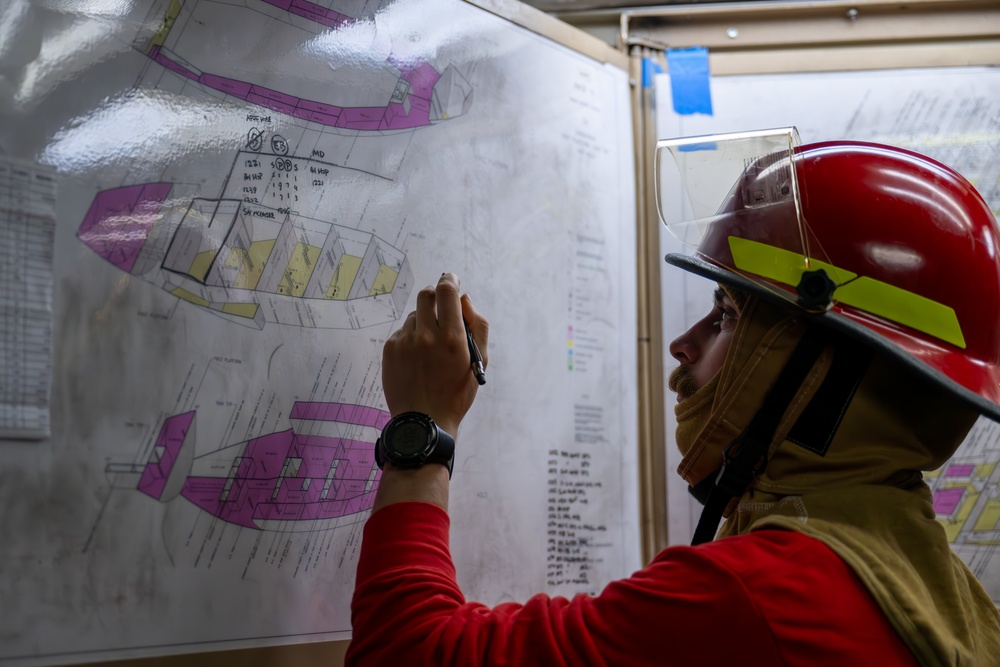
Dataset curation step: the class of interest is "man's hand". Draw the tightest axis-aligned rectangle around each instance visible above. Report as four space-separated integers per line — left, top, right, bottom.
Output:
381 272 489 438
372 273 489 513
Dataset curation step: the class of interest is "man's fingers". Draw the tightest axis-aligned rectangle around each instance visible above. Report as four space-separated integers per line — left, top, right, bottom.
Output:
387 311 416 344
436 272 464 336
415 284 437 332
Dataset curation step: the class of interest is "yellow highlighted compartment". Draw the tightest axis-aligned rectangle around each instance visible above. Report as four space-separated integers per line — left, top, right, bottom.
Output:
277 243 321 297
221 303 260 319
226 240 275 290
326 255 362 300
976 462 997 478
937 483 978 542
973 498 1000 534
171 287 210 307
369 265 399 296
188 249 219 282
148 0 182 53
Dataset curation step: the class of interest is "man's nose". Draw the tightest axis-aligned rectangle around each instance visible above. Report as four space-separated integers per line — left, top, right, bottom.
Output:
669 327 699 365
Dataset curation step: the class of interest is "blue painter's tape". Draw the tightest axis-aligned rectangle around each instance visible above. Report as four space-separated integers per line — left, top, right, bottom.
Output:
666 47 713 115
642 58 664 89
678 141 719 152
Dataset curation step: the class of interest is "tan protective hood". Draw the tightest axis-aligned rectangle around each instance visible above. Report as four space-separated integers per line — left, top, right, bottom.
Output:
675 295 1000 666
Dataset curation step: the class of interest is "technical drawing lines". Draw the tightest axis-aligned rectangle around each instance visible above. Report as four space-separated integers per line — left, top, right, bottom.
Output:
143 0 472 132
77 181 413 329
930 419 1000 548
114 401 389 530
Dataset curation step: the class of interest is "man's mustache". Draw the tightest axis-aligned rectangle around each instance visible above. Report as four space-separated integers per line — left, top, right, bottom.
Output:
668 364 700 399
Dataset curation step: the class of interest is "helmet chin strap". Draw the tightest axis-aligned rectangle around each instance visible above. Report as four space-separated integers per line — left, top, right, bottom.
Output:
690 327 829 546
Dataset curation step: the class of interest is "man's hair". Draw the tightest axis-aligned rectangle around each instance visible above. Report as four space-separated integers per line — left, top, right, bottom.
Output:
719 284 751 315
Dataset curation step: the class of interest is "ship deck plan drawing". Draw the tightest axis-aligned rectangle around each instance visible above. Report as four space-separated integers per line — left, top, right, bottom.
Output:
142 0 470 134
0 0 642 663
64 0 476 331
928 418 1000 594
67 0 479 331
77 173 414 329
108 402 388 530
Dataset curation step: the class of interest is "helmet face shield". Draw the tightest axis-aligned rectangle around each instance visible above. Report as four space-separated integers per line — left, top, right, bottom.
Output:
655 127 801 242
655 128 846 312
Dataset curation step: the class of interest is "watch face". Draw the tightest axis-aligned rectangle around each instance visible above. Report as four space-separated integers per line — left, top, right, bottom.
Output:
392 421 430 456
376 412 453 475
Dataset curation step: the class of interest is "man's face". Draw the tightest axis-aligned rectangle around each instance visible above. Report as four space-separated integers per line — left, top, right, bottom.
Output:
668 286 740 402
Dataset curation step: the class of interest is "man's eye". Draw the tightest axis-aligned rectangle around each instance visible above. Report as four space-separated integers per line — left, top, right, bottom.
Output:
713 308 738 329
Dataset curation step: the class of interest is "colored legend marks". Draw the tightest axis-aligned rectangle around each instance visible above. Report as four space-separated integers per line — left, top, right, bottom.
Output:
568 324 574 371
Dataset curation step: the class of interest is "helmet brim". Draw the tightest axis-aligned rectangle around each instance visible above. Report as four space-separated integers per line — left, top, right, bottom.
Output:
665 252 1000 424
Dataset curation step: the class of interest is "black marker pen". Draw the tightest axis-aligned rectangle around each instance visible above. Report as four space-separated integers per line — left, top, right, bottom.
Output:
465 320 486 386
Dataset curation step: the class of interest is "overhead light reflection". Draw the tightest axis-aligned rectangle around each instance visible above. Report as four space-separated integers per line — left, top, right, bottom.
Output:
15 13 136 110
42 89 248 175
882 167 975 232
980 224 998 260
867 244 924 271
302 0 499 67
0 0 41 90
39 0 138 18
303 15 390 68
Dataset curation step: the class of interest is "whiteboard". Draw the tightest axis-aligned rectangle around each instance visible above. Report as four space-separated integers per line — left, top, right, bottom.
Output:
655 66 1000 604
0 1 639 664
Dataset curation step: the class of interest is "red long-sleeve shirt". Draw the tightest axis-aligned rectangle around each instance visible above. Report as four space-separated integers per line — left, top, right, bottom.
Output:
347 502 918 666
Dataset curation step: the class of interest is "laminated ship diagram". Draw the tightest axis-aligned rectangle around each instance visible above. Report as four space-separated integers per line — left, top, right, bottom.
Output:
77 176 413 329
74 0 477 329
141 0 474 133
106 402 388 530
929 421 1000 548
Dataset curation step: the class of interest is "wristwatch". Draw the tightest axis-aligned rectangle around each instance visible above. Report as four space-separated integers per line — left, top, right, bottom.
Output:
374 412 456 478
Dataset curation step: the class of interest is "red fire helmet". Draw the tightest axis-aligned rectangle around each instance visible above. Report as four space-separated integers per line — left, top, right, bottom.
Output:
656 128 1000 422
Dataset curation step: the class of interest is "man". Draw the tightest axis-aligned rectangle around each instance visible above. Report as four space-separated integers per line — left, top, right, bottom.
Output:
347 132 1000 666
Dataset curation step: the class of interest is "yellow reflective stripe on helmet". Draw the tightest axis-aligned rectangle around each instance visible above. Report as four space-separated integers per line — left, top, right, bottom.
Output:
728 236 856 286
728 236 966 349
834 278 966 349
